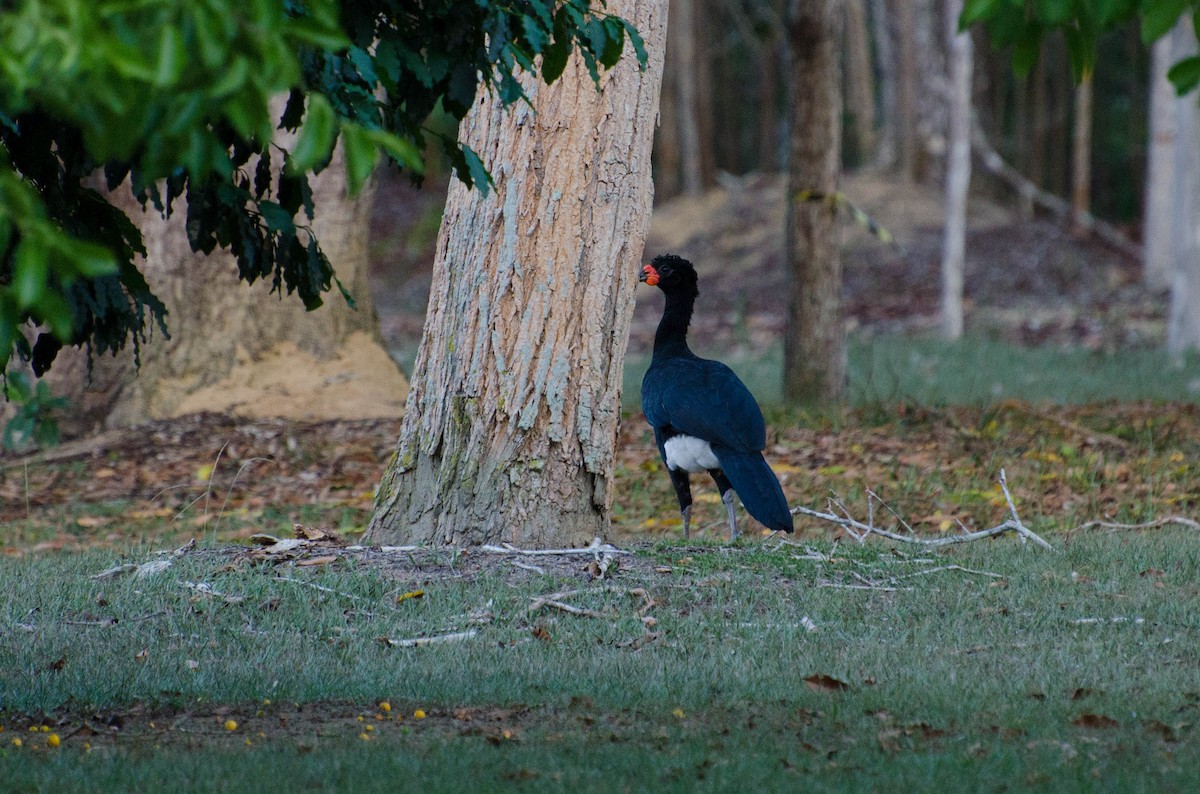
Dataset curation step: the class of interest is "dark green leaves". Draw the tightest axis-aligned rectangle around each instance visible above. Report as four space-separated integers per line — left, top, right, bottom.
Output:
1 0 644 378
1168 55 1200 94
1141 0 1191 44
962 0 1200 82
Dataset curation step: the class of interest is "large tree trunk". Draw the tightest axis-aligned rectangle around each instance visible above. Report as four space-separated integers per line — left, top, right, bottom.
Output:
783 0 845 404
21 148 407 436
941 0 972 341
364 0 667 547
1145 33 1177 291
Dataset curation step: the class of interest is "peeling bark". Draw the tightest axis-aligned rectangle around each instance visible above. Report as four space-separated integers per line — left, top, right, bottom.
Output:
365 0 667 547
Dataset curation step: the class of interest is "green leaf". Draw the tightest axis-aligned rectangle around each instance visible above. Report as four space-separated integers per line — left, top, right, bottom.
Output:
286 16 351 51
1141 0 1190 43
366 129 424 172
1096 0 1138 26
1035 0 1072 25
154 26 186 87
334 274 357 310
1063 27 1096 81
1012 28 1044 76
960 0 1007 27
64 239 119 278
13 239 48 308
1168 55 1200 94
258 200 296 235
289 94 337 173
34 291 74 340
459 144 492 196
340 123 379 197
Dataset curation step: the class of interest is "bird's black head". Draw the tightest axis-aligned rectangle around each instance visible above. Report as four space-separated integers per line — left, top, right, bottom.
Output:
639 254 699 297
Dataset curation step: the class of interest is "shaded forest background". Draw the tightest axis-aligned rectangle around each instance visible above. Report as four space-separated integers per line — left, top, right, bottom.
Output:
369 0 1163 378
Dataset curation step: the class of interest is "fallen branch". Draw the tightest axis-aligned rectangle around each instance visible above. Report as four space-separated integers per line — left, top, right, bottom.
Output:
510 560 547 575
377 629 478 648
273 575 366 602
534 599 606 618
971 118 1142 260
1069 515 1200 533
479 537 631 557
790 470 1054 551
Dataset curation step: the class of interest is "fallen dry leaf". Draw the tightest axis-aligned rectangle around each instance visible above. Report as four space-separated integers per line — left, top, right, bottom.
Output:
804 674 850 693
1072 713 1119 729
295 555 338 567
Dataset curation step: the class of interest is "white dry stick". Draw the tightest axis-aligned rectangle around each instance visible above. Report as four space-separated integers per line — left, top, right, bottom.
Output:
892 564 1004 580
479 537 631 557
379 629 478 647
273 575 366 602
90 563 140 580
511 560 547 575
535 599 607 618
1070 515 1200 533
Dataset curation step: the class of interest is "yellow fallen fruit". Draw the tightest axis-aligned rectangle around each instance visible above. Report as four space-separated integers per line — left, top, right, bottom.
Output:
379 701 391 712
47 734 60 748
413 709 426 719
224 720 238 732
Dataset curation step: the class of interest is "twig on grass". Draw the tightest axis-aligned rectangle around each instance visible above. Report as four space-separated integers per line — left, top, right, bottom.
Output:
535 599 607 618
479 537 631 558
377 629 478 648
788 470 1055 551
510 560 547 575
273 575 366 603
1068 515 1200 533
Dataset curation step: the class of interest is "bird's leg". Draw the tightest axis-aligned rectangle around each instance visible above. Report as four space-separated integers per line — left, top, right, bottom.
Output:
668 466 693 539
721 491 738 541
708 469 738 541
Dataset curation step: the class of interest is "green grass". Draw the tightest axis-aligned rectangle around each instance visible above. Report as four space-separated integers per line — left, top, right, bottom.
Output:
3 531 1199 790
623 333 1200 408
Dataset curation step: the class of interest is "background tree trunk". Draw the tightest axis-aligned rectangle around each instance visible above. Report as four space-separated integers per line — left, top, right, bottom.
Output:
1071 73 1094 232
891 0 919 180
843 0 877 166
870 0 898 169
25 148 407 436
365 0 667 547
672 0 704 196
783 0 845 404
941 0 972 341
1168 22 1200 357
1145 33 1177 291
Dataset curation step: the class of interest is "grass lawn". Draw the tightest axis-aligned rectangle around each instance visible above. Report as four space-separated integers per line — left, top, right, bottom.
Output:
3 334 1200 790
2 529 1198 792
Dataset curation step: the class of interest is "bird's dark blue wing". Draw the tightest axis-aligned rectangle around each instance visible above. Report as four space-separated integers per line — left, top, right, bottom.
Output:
641 356 766 452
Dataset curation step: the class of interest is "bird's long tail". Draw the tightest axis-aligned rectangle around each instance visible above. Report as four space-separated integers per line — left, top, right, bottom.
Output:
713 448 794 533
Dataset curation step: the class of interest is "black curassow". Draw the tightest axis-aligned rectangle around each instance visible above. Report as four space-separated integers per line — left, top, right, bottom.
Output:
639 254 794 539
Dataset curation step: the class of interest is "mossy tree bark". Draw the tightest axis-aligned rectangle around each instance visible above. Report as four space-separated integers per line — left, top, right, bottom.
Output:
364 0 667 547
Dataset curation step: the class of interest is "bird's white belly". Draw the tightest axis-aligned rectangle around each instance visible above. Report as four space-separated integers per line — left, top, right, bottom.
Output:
664 435 720 473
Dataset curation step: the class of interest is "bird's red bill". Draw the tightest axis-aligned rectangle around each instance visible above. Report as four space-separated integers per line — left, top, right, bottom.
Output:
642 264 659 286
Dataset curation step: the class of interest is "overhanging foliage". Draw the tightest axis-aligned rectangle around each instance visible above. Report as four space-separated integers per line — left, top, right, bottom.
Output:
0 0 643 376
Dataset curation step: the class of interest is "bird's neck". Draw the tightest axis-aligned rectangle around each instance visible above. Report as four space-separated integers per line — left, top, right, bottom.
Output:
652 291 695 359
